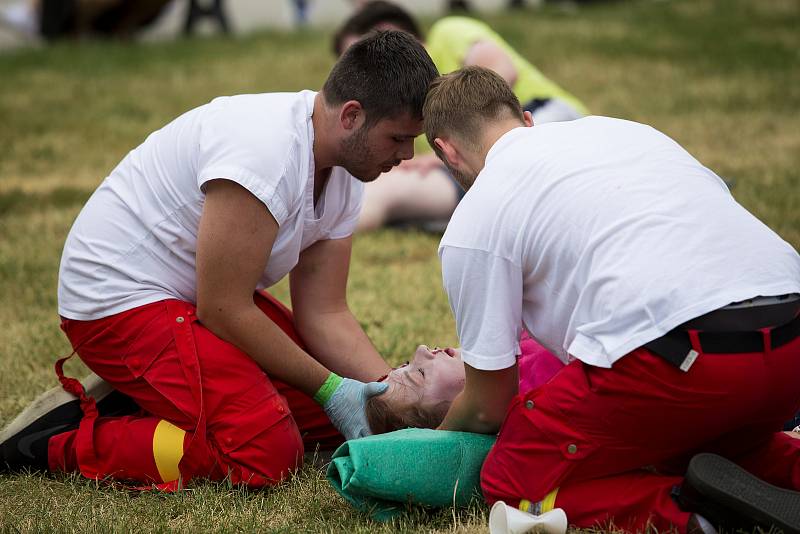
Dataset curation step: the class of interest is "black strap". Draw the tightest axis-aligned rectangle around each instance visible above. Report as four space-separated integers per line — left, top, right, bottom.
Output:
644 313 800 369
773 313 800 348
643 334 695 368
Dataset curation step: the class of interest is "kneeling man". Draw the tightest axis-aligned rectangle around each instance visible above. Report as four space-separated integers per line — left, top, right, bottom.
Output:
426 66 800 533
0 31 438 489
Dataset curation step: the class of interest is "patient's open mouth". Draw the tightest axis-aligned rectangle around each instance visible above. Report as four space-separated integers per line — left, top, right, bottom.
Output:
432 347 457 358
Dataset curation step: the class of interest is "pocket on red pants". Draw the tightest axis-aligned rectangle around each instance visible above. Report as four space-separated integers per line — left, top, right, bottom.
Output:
482 389 597 504
529 392 596 463
120 312 175 379
209 380 303 484
210 379 298 456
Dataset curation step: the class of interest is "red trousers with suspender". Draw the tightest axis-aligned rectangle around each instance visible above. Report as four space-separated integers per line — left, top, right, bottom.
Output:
480 334 800 533
49 291 342 488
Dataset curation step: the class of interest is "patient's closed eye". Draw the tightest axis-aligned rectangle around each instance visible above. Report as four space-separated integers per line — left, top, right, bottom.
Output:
418 368 425 377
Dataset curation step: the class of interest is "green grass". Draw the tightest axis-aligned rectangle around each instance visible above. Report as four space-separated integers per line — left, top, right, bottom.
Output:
0 0 798 531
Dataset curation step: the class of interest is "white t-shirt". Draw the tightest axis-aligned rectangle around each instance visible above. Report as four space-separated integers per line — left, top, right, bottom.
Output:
59 90 363 320
439 116 800 370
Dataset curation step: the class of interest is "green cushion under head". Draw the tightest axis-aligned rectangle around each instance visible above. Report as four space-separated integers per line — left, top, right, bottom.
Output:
326 428 496 521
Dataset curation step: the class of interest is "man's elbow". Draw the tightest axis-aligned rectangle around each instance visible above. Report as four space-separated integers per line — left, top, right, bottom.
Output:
474 409 505 434
196 303 216 327
196 300 234 337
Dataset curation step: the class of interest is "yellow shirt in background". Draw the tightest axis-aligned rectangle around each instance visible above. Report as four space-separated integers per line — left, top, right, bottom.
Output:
425 16 588 115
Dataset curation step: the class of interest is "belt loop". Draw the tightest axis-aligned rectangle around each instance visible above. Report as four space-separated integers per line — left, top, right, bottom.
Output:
687 329 701 352
760 327 772 355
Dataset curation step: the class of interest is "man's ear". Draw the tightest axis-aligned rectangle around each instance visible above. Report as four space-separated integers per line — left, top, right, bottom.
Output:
339 100 364 131
523 110 534 127
434 137 462 169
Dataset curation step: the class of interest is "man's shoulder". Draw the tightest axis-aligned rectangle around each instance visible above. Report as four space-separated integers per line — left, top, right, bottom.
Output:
199 91 313 153
495 117 660 155
205 91 312 123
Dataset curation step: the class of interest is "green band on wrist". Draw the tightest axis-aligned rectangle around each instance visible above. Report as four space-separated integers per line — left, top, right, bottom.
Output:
314 372 343 405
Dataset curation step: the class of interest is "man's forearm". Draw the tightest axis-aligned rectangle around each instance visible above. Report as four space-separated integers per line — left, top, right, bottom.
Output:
296 309 390 382
438 391 503 434
438 363 518 434
199 303 330 397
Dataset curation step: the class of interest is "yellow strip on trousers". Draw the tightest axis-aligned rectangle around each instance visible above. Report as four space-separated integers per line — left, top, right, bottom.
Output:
152 420 186 483
541 488 559 513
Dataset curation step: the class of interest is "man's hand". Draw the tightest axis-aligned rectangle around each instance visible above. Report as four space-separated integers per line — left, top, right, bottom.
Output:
320 376 388 440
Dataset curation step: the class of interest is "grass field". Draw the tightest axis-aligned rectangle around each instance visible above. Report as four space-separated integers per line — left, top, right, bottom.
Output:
1 0 798 531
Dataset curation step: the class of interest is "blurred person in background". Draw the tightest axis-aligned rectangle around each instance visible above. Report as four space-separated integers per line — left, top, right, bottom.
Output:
333 1 588 232
1 0 174 40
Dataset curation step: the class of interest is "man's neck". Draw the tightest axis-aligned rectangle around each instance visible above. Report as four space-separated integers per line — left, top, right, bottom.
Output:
479 119 525 163
459 119 526 186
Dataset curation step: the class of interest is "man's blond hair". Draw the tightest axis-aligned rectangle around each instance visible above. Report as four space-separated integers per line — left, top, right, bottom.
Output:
423 66 525 158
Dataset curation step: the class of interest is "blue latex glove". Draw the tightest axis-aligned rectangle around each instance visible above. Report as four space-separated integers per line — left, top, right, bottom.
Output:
322 377 388 441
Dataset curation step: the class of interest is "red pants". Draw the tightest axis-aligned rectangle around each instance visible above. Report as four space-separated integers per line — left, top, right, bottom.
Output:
481 336 800 533
50 291 342 488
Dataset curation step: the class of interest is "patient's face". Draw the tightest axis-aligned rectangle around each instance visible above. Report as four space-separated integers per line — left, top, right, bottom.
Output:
389 345 466 411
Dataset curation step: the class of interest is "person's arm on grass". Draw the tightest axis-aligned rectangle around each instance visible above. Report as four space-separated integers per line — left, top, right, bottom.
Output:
290 236 391 383
399 152 446 174
195 179 385 438
463 40 518 89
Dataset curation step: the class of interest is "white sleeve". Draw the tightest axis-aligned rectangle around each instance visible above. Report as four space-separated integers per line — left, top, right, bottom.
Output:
196 105 300 226
440 245 522 370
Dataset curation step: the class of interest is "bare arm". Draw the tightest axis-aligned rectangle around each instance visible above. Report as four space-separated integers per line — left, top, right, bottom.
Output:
463 39 518 89
437 246 522 433
195 179 329 397
290 236 390 382
438 363 518 434
398 152 446 174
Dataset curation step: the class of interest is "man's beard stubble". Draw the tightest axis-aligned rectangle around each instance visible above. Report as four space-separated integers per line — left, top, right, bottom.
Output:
339 125 378 183
444 162 473 193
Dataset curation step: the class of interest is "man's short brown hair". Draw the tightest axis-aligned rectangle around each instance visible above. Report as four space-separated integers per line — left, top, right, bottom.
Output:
424 66 524 155
323 30 438 126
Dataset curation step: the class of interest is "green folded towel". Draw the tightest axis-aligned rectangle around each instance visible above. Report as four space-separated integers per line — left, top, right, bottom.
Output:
326 428 496 521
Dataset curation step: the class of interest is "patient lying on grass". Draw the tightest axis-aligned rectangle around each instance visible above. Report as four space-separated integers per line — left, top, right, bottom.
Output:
366 336 563 433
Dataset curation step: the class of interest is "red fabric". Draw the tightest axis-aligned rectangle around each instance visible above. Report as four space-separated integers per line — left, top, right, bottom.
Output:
49 290 342 488
481 334 800 533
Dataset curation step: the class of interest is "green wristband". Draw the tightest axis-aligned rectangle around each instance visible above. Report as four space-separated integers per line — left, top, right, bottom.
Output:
313 372 343 405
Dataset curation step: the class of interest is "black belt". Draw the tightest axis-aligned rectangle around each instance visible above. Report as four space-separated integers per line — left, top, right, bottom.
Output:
644 307 800 372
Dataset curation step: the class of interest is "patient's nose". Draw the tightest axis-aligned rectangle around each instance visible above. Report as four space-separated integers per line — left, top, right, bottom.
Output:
415 345 435 361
